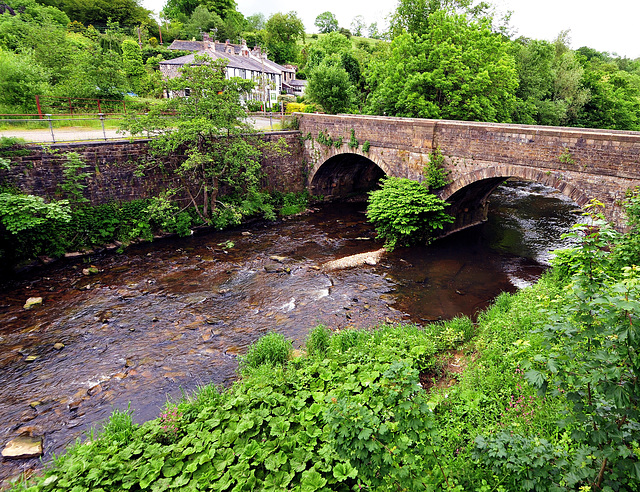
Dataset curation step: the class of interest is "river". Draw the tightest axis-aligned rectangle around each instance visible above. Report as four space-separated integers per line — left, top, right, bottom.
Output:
0 180 579 485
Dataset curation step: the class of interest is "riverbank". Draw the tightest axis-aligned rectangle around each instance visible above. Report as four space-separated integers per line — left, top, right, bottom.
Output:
3 190 638 491
5 273 555 490
8 257 635 491
9 233 640 491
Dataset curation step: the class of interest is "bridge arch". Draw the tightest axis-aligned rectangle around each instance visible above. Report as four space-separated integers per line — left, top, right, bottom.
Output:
308 152 388 199
439 164 591 234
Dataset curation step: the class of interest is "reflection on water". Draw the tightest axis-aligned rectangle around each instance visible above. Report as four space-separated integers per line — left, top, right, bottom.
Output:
0 180 579 484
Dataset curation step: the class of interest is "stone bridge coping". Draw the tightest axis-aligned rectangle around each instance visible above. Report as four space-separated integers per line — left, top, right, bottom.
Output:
296 113 640 142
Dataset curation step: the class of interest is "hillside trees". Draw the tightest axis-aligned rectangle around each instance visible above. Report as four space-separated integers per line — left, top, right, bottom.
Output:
314 11 338 34
304 32 365 113
365 10 518 121
263 11 304 64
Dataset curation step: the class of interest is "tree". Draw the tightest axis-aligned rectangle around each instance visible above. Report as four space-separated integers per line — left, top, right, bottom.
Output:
264 11 304 64
163 0 237 19
245 12 264 31
121 54 271 224
0 50 47 112
121 39 145 93
306 56 357 114
179 5 223 40
350 15 366 37
389 0 490 37
365 11 518 123
314 11 338 34
366 176 453 251
61 0 155 28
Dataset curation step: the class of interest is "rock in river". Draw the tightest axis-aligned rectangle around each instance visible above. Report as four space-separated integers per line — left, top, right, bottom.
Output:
322 248 386 271
23 297 43 310
1 435 43 459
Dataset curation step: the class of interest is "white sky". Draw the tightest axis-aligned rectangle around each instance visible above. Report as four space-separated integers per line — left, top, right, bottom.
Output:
140 0 640 59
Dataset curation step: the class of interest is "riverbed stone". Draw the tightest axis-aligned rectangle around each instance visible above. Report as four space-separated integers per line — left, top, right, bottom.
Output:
53 342 65 350
269 255 287 263
1 435 43 459
24 355 39 363
23 297 43 310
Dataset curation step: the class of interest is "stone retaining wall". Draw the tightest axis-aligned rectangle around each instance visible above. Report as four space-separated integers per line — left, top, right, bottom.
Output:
0 132 304 205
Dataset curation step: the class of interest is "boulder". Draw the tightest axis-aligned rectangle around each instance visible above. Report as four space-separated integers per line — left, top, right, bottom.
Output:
24 297 43 310
1 435 43 459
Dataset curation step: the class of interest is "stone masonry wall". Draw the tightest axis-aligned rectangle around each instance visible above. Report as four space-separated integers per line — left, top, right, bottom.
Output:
298 114 640 226
0 132 304 205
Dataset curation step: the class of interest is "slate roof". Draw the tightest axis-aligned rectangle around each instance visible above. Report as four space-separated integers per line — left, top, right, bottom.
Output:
160 51 280 75
167 40 205 51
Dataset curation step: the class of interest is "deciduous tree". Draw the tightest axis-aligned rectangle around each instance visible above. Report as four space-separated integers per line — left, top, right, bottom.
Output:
121 55 284 225
314 11 338 34
264 11 304 64
365 11 518 122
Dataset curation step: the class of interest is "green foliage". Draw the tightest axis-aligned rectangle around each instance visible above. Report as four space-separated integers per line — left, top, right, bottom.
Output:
525 203 640 490
316 129 333 147
389 0 490 37
101 404 136 444
306 325 331 356
473 431 574 491
424 146 451 190
314 12 339 34
238 332 292 374
264 11 305 64
558 147 575 164
366 11 518 122
366 176 454 251
0 192 70 234
121 54 281 225
325 359 439 490
59 152 89 204
121 38 146 94
362 140 370 152
273 190 309 216
306 56 357 114
348 128 359 149
0 197 186 268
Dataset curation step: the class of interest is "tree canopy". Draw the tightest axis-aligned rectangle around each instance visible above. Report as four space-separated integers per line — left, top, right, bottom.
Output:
263 11 304 64
314 11 338 34
365 11 518 122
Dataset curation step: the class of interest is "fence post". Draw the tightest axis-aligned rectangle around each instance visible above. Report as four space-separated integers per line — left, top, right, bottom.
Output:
99 113 107 141
36 95 43 119
46 114 55 143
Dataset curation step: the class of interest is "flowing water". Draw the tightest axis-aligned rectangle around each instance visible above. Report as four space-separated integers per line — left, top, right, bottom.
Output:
0 180 579 484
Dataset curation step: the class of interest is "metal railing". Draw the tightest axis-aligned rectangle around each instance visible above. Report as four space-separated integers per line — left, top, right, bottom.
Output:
0 113 133 144
0 112 297 144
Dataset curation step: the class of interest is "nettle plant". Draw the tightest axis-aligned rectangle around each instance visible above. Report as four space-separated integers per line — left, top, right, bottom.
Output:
526 201 640 490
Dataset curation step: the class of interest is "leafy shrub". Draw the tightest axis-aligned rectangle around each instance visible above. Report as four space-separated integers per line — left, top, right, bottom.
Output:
473 431 575 491
239 332 292 373
366 176 454 251
274 190 309 216
246 100 263 112
306 325 331 356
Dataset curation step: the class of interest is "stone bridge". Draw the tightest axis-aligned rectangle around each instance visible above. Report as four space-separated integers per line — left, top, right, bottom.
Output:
297 113 640 234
